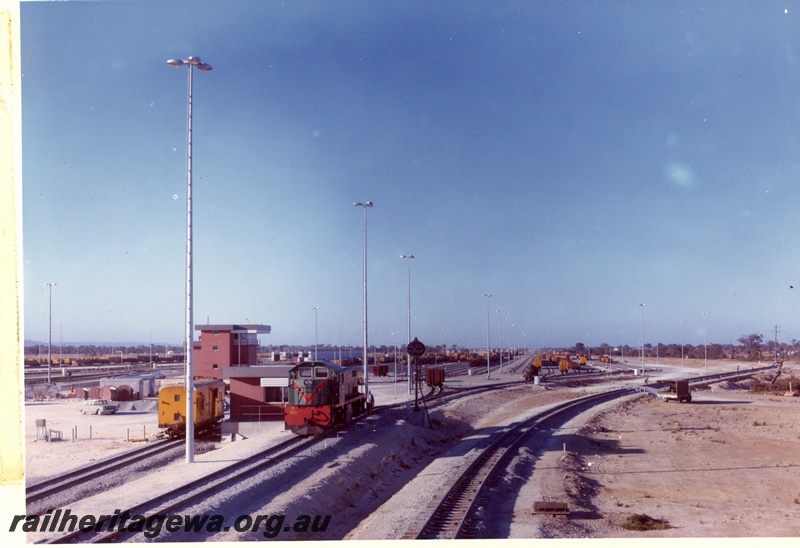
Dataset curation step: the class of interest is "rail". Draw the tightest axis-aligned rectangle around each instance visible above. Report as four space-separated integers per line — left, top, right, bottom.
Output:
26 439 184 507
403 387 634 539
35 435 321 543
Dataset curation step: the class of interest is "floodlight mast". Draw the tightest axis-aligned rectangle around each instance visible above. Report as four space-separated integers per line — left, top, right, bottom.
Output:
45 283 56 385
167 55 212 464
354 201 373 396
483 294 492 379
401 255 415 394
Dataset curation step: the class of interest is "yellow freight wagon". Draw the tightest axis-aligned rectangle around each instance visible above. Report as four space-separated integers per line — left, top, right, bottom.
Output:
158 379 225 439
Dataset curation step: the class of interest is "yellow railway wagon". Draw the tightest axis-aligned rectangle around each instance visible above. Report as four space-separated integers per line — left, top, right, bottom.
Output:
158 379 225 439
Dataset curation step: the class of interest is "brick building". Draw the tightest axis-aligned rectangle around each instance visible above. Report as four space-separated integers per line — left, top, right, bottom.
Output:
192 323 291 423
223 364 292 422
193 324 271 380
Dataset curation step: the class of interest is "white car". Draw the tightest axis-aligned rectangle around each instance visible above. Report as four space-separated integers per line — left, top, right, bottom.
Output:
78 399 119 415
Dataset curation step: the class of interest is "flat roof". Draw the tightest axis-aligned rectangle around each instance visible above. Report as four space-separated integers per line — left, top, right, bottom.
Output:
222 364 292 379
195 324 271 334
288 360 350 373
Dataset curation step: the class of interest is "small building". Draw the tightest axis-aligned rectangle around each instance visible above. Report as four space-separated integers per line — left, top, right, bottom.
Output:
193 323 271 380
223 365 292 422
98 374 157 399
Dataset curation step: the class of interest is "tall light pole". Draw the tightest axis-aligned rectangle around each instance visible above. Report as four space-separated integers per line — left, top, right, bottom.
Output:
167 55 212 464
680 320 685 367
313 307 320 361
497 309 503 373
354 201 373 396
44 282 56 385
401 254 414 394
507 318 513 363
483 294 492 379
703 312 709 372
639 303 646 374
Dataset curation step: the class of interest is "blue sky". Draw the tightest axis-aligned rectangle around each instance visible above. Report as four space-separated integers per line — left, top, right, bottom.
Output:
21 1 800 351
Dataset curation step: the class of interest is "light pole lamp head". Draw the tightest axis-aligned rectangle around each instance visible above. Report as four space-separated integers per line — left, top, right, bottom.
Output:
167 57 213 71
353 202 374 208
401 254 415 259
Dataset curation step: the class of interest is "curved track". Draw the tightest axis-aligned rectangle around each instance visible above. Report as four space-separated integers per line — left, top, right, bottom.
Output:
400 364 779 539
402 388 634 539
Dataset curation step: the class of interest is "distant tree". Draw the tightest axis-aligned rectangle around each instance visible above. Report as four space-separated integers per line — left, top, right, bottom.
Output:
790 339 800 359
707 344 726 359
663 344 683 358
738 333 763 360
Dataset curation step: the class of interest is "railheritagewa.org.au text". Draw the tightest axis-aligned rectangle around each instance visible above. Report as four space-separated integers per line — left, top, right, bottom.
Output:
10 509 331 539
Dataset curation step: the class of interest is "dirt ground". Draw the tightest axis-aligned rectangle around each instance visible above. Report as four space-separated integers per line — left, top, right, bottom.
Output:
526 379 800 538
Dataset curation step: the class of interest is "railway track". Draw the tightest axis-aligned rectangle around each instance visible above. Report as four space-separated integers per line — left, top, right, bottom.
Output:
398 365 778 540
374 360 626 430
26 439 184 509
34 433 323 543
25 364 672 543
30 376 551 542
402 387 635 539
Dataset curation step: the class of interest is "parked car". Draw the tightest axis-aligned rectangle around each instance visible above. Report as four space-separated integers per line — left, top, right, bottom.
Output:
78 399 119 415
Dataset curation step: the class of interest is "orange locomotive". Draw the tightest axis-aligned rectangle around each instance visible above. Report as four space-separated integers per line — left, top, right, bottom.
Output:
284 361 366 435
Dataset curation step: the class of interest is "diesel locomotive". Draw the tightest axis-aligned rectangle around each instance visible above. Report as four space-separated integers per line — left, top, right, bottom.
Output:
284 361 366 435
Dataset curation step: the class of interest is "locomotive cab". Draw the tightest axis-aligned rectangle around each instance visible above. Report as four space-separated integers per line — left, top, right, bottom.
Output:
285 361 366 435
